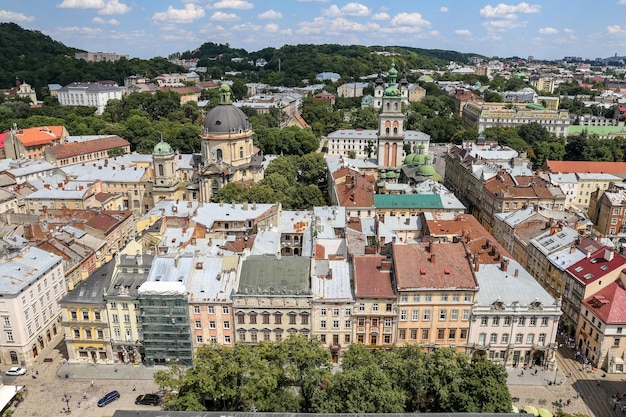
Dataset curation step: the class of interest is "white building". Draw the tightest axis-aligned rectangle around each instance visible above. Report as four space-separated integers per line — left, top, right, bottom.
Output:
0 245 65 367
468 258 561 369
57 82 126 115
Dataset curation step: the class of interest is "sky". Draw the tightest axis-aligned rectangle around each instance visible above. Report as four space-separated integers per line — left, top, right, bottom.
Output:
2 0 626 61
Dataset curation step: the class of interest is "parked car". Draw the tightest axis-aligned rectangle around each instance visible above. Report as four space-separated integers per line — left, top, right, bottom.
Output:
5 367 27 376
135 394 161 406
97 390 120 407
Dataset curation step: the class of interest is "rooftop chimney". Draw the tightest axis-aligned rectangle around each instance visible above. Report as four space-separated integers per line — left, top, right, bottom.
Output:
430 253 436 264
604 249 615 262
327 268 333 280
501 258 509 272
514 268 519 277
474 259 480 272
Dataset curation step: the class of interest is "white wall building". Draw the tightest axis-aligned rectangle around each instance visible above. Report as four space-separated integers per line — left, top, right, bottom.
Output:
468 258 562 369
57 82 126 115
0 245 65 367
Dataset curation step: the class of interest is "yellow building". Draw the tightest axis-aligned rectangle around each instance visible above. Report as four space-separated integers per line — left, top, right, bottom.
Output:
60 261 113 364
392 242 477 350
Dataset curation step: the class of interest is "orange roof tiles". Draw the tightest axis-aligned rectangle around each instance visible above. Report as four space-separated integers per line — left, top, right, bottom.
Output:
392 242 478 290
544 160 626 176
353 255 396 298
15 126 64 146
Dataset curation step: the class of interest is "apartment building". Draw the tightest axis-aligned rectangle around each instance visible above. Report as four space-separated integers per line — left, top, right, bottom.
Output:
469 258 561 369
233 256 312 344
0 245 65 367
352 255 397 346
392 242 477 351
60 261 113 364
57 82 126 115
311 258 354 363
577 281 626 372
562 247 626 334
462 102 570 137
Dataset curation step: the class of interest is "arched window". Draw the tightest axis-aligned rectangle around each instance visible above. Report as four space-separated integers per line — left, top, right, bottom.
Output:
395 102 399 110
239 147 244 158
385 127 390 135
393 127 398 135
158 164 164 176
216 149 223 161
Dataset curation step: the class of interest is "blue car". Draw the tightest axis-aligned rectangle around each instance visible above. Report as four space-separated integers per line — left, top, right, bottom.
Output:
97 390 120 407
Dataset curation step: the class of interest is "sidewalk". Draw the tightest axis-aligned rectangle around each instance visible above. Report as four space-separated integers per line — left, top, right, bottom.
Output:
507 365 561 386
57 362 166 380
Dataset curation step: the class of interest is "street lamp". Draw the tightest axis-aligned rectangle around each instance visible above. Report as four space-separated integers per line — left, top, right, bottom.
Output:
62 393 71 414
553 362 558 385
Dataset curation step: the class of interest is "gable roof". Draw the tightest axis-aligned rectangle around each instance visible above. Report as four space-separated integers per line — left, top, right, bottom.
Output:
353 255 396 299
583 280 626 324
544 160 626 176
13 126 64 147
566 247 626 285
47 135 129 159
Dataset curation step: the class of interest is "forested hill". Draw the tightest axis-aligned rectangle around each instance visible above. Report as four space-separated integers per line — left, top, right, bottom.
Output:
1 22 483 91
179 43 484 86
0 23 182 92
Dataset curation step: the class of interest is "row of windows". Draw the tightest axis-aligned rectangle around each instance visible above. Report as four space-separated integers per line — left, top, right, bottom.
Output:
320 308 350 316
399 309 471 321
479 316 549 327
398 328 468 341
195 320 230 329
236 314 308 325
192 305 229 315
197 334 231 344
399 294 473 303
72 328 105 339
478 332 547 345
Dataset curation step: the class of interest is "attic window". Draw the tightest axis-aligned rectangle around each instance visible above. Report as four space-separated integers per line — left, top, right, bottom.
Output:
583 273 594 280
574 266 584 272
215 121 221 126
444 268 451 275
420 268 426 275
600 265 609 271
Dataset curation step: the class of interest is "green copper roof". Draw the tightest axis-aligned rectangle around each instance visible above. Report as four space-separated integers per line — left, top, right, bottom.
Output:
153 138 173 155
418 164 437 176
374 194 443 209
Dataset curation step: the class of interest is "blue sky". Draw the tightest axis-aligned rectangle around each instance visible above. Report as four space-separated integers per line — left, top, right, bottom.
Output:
2 0 626 60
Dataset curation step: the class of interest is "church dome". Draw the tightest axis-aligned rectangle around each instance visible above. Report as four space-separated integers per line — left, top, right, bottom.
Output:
202 84 251 135
403 153 416 165
418 164 437 177
153 139 173 155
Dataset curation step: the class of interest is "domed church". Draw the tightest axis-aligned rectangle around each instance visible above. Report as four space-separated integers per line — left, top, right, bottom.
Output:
197 84 264 202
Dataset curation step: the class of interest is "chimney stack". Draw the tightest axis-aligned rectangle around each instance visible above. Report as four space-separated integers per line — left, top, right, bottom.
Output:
501 258 509 272
514 268 519 277
430 253 436 264
474 259 480 272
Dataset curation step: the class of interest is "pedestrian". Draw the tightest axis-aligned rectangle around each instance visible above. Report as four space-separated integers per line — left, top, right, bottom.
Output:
77 401 81 409
534 369 538 375
569 371 573 378
132 385 136 391
91 380 94 387
567 399 571 406
35 370 38 376
83 392 87 399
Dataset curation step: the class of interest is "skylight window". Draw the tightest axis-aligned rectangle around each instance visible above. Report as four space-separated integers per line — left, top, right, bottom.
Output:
574 266 584 272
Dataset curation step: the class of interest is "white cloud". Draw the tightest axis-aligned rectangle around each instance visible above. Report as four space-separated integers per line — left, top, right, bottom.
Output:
563 28 574 34
479 2 540 18
607 25 626 35
440 6 449 13
57 26 103 36
455 29 472 36
618 0 626 4
99 0 130 15
296 16 376 35
264 23 279 33
92 16 119 25
372 12 389 20
209 11 240 22
322 2 371 17
258 10 282 20
390 12 430 28
57 0 104 8
152 4 205 23
211 0 254 10
538 27 557 35
297 0 329 2
0 10 35 22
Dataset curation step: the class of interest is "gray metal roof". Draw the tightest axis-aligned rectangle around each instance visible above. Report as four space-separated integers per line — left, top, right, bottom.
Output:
0 246 62 295
60 259 114 305
475 259 556 306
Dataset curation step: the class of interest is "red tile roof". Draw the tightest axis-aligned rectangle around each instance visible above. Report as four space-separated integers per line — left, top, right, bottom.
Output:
392 242 478 290
353 255 396 298
85 210 133 234
0 131 7 149
583 280 626 324
47 136 129 159
543 160 626 176
566 247 626 286
333 168 375 207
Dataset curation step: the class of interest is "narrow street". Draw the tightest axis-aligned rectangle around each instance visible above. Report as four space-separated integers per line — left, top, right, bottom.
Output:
508 337 624 417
